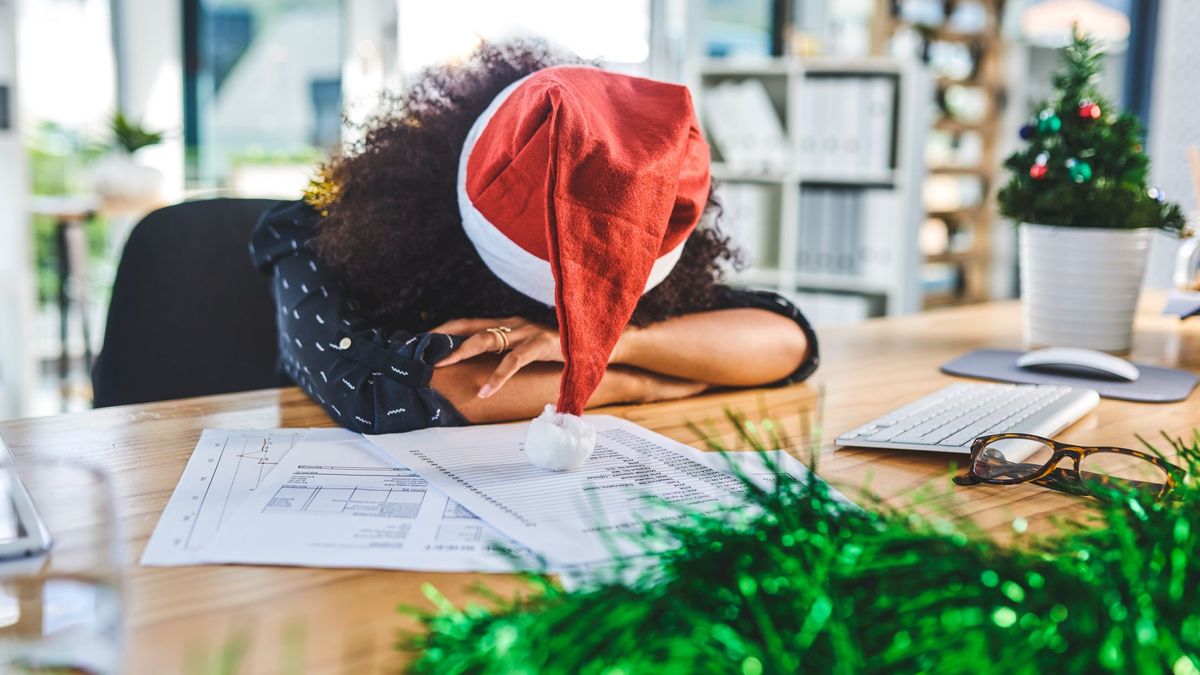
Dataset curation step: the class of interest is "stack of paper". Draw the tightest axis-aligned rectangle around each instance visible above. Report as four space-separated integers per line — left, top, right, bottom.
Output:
142 417 849 584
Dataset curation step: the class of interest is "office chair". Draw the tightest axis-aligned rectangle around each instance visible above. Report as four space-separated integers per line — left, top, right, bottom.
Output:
92 198 288 407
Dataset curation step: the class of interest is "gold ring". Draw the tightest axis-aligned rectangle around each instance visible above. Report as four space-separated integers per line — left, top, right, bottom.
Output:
486 326 511 353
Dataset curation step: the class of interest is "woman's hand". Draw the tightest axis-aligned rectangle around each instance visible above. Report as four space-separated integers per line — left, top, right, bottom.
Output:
433 317 563 398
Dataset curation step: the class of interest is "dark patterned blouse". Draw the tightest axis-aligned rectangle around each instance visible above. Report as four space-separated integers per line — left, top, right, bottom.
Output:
250 200 819 434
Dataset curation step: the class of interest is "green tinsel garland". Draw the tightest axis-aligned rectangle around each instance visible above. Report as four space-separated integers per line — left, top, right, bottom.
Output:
402 429 1200 674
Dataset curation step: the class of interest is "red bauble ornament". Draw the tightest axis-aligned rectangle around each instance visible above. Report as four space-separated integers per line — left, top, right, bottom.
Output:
1029 163 1048 180
1078 100 1101 120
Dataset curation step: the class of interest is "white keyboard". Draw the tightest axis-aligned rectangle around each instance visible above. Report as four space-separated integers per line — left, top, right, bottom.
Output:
836 383 1100 454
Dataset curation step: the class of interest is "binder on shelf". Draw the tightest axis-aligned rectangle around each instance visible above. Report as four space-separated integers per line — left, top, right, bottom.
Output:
836 79 861 176
858 191 903 287
797 78 819 174
843 190 862 274
866 77 896 174
799 187 818 275
831 190 848 273
701 79 789 171
798 187 816 271
854 79 873 176
818 188 836 273
816 79 838 175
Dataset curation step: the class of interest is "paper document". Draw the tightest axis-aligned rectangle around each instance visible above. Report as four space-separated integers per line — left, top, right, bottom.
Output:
552 448 854 589
141 429 316 566
144 423 852 581
366 416 789 565
196 433 540 572
692 449 857 508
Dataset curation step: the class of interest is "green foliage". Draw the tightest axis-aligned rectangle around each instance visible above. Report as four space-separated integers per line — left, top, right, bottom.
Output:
183 622 306 675
110 111 164 155
27 122 113 304
403 428 1200 674
230 146 325 167
186 632 249 675
998 33 1186 234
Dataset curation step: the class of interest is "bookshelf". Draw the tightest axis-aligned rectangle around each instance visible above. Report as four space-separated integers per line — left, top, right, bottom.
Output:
694 57 931 323
872 0 1010 308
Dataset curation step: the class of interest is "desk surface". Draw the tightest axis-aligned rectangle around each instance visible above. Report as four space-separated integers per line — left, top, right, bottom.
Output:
4 297 1200 673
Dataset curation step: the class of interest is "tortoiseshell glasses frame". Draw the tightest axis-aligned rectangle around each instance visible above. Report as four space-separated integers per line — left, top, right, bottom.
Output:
953 433 1185 500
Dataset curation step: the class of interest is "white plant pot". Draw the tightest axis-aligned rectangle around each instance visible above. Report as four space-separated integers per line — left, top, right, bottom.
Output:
1019 223 1151 353
92 152 163 213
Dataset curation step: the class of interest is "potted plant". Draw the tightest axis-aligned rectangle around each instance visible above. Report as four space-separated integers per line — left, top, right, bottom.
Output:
998 32 1186 353
92 111 165 212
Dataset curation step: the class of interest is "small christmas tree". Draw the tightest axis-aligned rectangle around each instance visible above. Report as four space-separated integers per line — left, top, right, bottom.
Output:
998 32 1186 234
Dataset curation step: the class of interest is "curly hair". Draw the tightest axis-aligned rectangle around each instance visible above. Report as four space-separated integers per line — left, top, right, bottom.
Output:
315 39 742 334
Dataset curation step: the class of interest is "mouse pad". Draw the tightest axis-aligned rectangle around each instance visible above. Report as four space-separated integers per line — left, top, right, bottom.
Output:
940 349 1199 403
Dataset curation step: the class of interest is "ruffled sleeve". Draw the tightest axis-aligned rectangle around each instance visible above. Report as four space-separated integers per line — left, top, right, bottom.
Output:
250 200 467 433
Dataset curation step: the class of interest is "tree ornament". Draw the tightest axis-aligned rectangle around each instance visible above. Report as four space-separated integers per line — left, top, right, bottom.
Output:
1065 158 1092 183
1148 187 1166 202
1029 151 1050 179
1037 109 1062 134
1078 99 1102 120
1019 124 1035 140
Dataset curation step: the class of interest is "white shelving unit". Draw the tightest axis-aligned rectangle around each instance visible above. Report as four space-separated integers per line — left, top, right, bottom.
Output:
694 57 931 321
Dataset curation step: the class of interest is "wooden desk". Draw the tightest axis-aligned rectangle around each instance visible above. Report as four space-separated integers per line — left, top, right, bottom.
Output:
3 297 1199 673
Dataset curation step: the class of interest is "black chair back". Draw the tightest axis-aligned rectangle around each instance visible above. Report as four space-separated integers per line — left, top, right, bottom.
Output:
92 198 286 407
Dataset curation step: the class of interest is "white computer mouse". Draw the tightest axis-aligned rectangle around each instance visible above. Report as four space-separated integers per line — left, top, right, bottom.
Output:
1016 347 1140 382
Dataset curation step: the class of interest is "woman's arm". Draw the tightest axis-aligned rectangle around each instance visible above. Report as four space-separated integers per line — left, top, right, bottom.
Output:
610 307 809 386
433 359 707 423
434 305 810 397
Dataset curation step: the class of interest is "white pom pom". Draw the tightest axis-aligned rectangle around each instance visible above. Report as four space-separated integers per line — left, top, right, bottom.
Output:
523 404 596 471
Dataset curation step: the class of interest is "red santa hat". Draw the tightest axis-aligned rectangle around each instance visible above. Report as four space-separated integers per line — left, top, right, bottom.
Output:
457 65 711 470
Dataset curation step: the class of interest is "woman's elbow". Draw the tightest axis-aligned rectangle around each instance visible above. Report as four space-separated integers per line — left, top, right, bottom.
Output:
782 323 810 373
744 309 811 384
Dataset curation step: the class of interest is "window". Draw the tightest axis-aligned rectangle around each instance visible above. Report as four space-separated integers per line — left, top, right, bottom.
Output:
396 0 651 78
184 0 343 191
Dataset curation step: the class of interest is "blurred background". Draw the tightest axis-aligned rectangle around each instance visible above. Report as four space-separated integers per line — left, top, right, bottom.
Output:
0 0 1196 420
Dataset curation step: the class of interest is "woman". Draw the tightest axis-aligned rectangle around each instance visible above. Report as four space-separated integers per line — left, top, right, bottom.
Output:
250 39 818 435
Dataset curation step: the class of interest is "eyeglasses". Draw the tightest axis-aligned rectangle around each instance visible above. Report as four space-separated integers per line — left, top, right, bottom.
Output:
954 433 1185 501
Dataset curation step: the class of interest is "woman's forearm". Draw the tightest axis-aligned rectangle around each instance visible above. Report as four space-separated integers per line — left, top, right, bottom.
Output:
611 308 808 387
432 358 707 424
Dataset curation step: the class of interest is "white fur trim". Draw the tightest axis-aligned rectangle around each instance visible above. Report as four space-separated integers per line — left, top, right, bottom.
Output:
524 404 597 471
457 72 555 304
646 237 686 293
457 67 687 306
